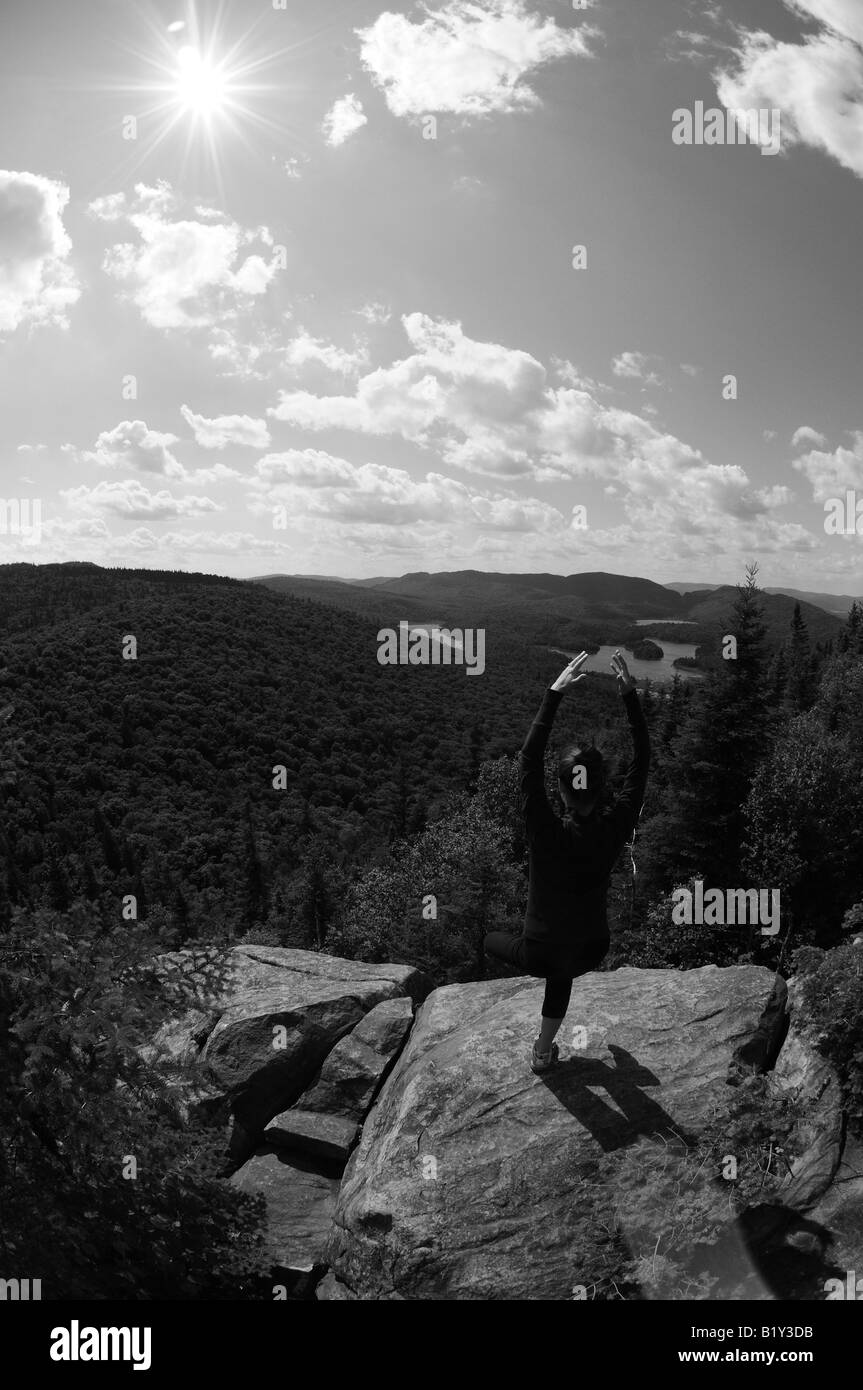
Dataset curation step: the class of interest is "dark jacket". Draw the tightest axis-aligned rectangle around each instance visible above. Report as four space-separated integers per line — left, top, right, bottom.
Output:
518 686 650 946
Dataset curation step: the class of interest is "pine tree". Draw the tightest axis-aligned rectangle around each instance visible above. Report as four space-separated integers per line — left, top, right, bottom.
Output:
300 847 331 949
663 564 770 886
784 603 814 712
842 601 863 655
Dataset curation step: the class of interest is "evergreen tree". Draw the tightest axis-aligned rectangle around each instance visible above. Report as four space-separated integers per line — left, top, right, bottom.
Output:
784 603 814 713
662 565 770 887
842 601 863 655
300 847 331 949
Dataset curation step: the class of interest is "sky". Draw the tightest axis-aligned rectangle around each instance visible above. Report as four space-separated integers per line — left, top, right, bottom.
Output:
1 0 862 589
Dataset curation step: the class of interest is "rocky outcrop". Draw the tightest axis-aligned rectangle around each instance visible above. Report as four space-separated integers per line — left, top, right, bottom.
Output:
146 947 428 1282
325 965 844 1300
148 946 428 1148
261 997 414 1164
153 949 854 1299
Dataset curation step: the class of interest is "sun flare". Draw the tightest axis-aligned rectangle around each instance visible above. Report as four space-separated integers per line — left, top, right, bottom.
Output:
173 46 231 120
101 9 308 186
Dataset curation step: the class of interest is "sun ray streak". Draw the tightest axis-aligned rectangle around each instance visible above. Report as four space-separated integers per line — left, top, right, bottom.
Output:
86 3 322 187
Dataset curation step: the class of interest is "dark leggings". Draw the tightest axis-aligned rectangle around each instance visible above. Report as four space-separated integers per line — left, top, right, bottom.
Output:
483 931 609 1018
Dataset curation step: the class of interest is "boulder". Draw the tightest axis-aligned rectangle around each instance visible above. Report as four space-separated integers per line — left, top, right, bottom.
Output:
264 1108 359 1164
327 965 790 1300
230 1149 340 1275
297 997 414 1121
154 946 428 1140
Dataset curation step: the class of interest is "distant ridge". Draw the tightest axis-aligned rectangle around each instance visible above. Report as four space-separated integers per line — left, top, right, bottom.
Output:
665 581 862 616
249 569 844 649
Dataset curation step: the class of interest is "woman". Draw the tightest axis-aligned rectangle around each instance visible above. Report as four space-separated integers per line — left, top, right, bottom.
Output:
484 649 650 1073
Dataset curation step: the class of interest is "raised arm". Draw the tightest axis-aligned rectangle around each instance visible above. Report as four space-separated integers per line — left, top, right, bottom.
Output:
518 653 589 844
609 651 650 838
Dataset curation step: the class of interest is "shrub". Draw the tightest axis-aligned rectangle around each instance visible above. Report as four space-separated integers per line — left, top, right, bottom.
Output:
0 901 267 1299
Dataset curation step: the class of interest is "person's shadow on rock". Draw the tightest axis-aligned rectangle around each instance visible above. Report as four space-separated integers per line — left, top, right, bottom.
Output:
540 1043 699 1153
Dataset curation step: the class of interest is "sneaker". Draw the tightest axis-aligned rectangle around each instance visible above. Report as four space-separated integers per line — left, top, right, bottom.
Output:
530 1039 559 1074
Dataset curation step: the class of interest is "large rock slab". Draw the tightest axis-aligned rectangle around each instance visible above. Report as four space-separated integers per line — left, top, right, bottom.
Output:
264 1108 359 1164
296 996 414 1123
297 1034 386 1120
352 997 414 1055
156 946 428 1140
230 1149 340 1275
327 965 788 1300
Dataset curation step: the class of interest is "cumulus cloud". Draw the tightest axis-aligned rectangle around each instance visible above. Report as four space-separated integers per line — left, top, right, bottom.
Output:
90 180 279 328
61 479 220 519
358 0 592 118
786 0 863 45
207 325 283 380
284 329 370 376
792 431 863 499
322 94 367 146
715 2 863 180
267 311 815 555
79 420 185 478
250 448 566 531
180 405 270 449
0 170 81 332
792 425 828 449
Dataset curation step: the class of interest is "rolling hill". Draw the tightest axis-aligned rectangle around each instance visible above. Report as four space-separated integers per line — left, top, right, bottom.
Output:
251 570 844 654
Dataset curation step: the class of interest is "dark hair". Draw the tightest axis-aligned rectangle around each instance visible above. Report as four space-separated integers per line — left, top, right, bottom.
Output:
557 743 606 797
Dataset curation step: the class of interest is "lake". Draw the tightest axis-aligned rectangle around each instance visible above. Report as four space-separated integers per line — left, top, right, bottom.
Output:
408 623 703 683
549 642 704 684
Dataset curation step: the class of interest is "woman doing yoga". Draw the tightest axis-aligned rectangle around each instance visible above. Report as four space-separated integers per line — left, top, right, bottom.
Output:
484 650 650 1073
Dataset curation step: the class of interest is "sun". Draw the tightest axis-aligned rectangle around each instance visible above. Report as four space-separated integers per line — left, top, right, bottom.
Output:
97 9 310 188
173 46 232 121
